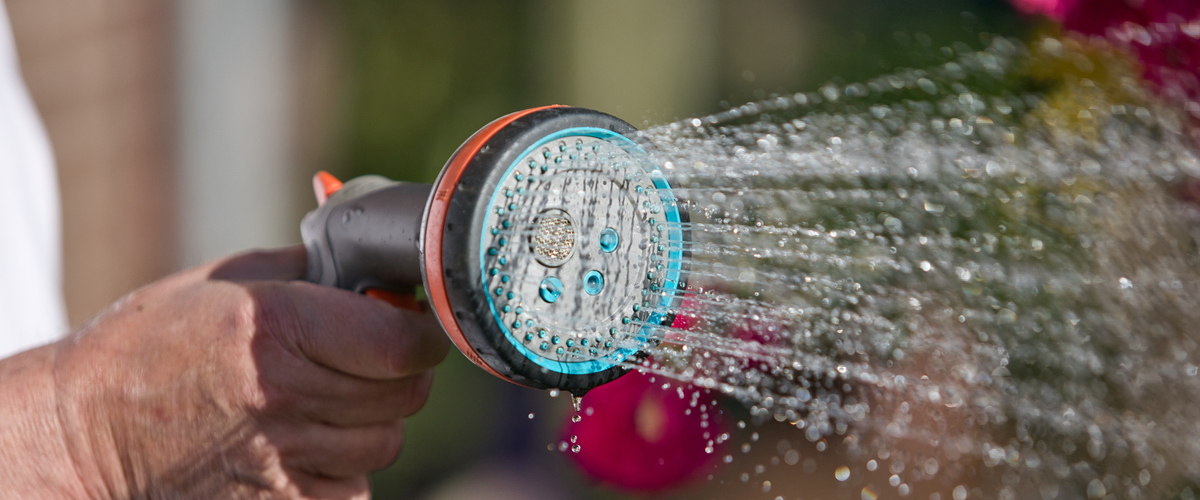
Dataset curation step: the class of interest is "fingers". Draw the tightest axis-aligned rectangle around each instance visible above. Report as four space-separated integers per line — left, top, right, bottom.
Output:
276 419 406 479
194 245 450 381
289 475 370 500
280 370 435 427
259 281 451 380
207 245 309 282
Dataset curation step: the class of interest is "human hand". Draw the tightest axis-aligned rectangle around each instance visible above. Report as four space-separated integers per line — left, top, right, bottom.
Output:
0 246 449 499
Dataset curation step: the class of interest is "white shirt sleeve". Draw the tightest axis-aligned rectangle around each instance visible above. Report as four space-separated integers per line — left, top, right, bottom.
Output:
0 0 68 359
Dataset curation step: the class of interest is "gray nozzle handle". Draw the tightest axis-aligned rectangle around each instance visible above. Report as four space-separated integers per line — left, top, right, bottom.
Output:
301 175 433 293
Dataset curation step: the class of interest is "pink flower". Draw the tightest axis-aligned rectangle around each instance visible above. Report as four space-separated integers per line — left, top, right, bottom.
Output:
666 296 704 342
1010 0 1079 21
1059 0 1198 36
726 314 789 377
564 370 725 493
1066 1 1199 101
1013 0 1200 110
728 316 786 347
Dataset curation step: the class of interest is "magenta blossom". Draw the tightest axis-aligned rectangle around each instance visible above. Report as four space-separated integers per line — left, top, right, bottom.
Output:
666 296 705 341
1014 0 1200 110
564 370 725 492
1010 0 1076 22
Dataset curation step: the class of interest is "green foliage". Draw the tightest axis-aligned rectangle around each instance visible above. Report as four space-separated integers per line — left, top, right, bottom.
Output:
337 0 536 183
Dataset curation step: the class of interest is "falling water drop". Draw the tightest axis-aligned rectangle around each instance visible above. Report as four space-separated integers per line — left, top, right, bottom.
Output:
835 466 851 481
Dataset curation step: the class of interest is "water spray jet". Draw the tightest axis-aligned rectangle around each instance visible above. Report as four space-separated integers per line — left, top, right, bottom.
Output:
295 33 1200 499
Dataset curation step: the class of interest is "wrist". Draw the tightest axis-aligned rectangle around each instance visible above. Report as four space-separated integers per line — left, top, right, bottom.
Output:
0 343 95 499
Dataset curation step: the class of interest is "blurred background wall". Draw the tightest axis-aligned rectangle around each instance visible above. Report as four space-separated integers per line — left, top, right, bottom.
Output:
7 0 174 325
176 0 298 266
5 0 1023 498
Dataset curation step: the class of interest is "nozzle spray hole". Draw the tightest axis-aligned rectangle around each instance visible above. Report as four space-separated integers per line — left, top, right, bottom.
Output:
540 277 564 303
584 270 605 296
599 227 619 253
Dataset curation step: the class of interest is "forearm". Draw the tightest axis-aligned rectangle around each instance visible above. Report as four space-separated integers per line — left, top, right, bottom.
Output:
0 343 93 499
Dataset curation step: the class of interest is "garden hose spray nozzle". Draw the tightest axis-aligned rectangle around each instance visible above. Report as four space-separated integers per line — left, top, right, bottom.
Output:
300 106 690 394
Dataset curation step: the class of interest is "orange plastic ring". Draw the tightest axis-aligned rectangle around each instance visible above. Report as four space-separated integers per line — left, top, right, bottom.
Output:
422 105 565 382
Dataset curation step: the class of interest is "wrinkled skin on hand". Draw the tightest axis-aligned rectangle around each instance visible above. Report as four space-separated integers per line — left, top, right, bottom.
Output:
0 246 449 500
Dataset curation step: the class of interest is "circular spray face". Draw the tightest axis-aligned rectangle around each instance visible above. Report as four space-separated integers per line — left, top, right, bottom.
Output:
478 130 686 376
425 107 689 393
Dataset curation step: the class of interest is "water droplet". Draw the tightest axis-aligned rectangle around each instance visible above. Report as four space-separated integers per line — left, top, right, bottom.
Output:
835 466 850 481
917 78 937 94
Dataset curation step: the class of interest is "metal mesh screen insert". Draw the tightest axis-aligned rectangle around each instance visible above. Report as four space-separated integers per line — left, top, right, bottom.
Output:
533 213 575 266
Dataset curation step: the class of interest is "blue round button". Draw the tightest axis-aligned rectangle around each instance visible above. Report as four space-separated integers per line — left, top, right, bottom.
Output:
539 277 564 303
584 270 604 295
599 227 619 252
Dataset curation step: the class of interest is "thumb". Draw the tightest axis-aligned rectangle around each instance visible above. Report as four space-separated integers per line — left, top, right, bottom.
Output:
206 245 309 282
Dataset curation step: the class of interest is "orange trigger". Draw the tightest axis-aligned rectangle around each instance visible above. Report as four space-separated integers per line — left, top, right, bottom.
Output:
313 171 343 206
365 288 423 312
